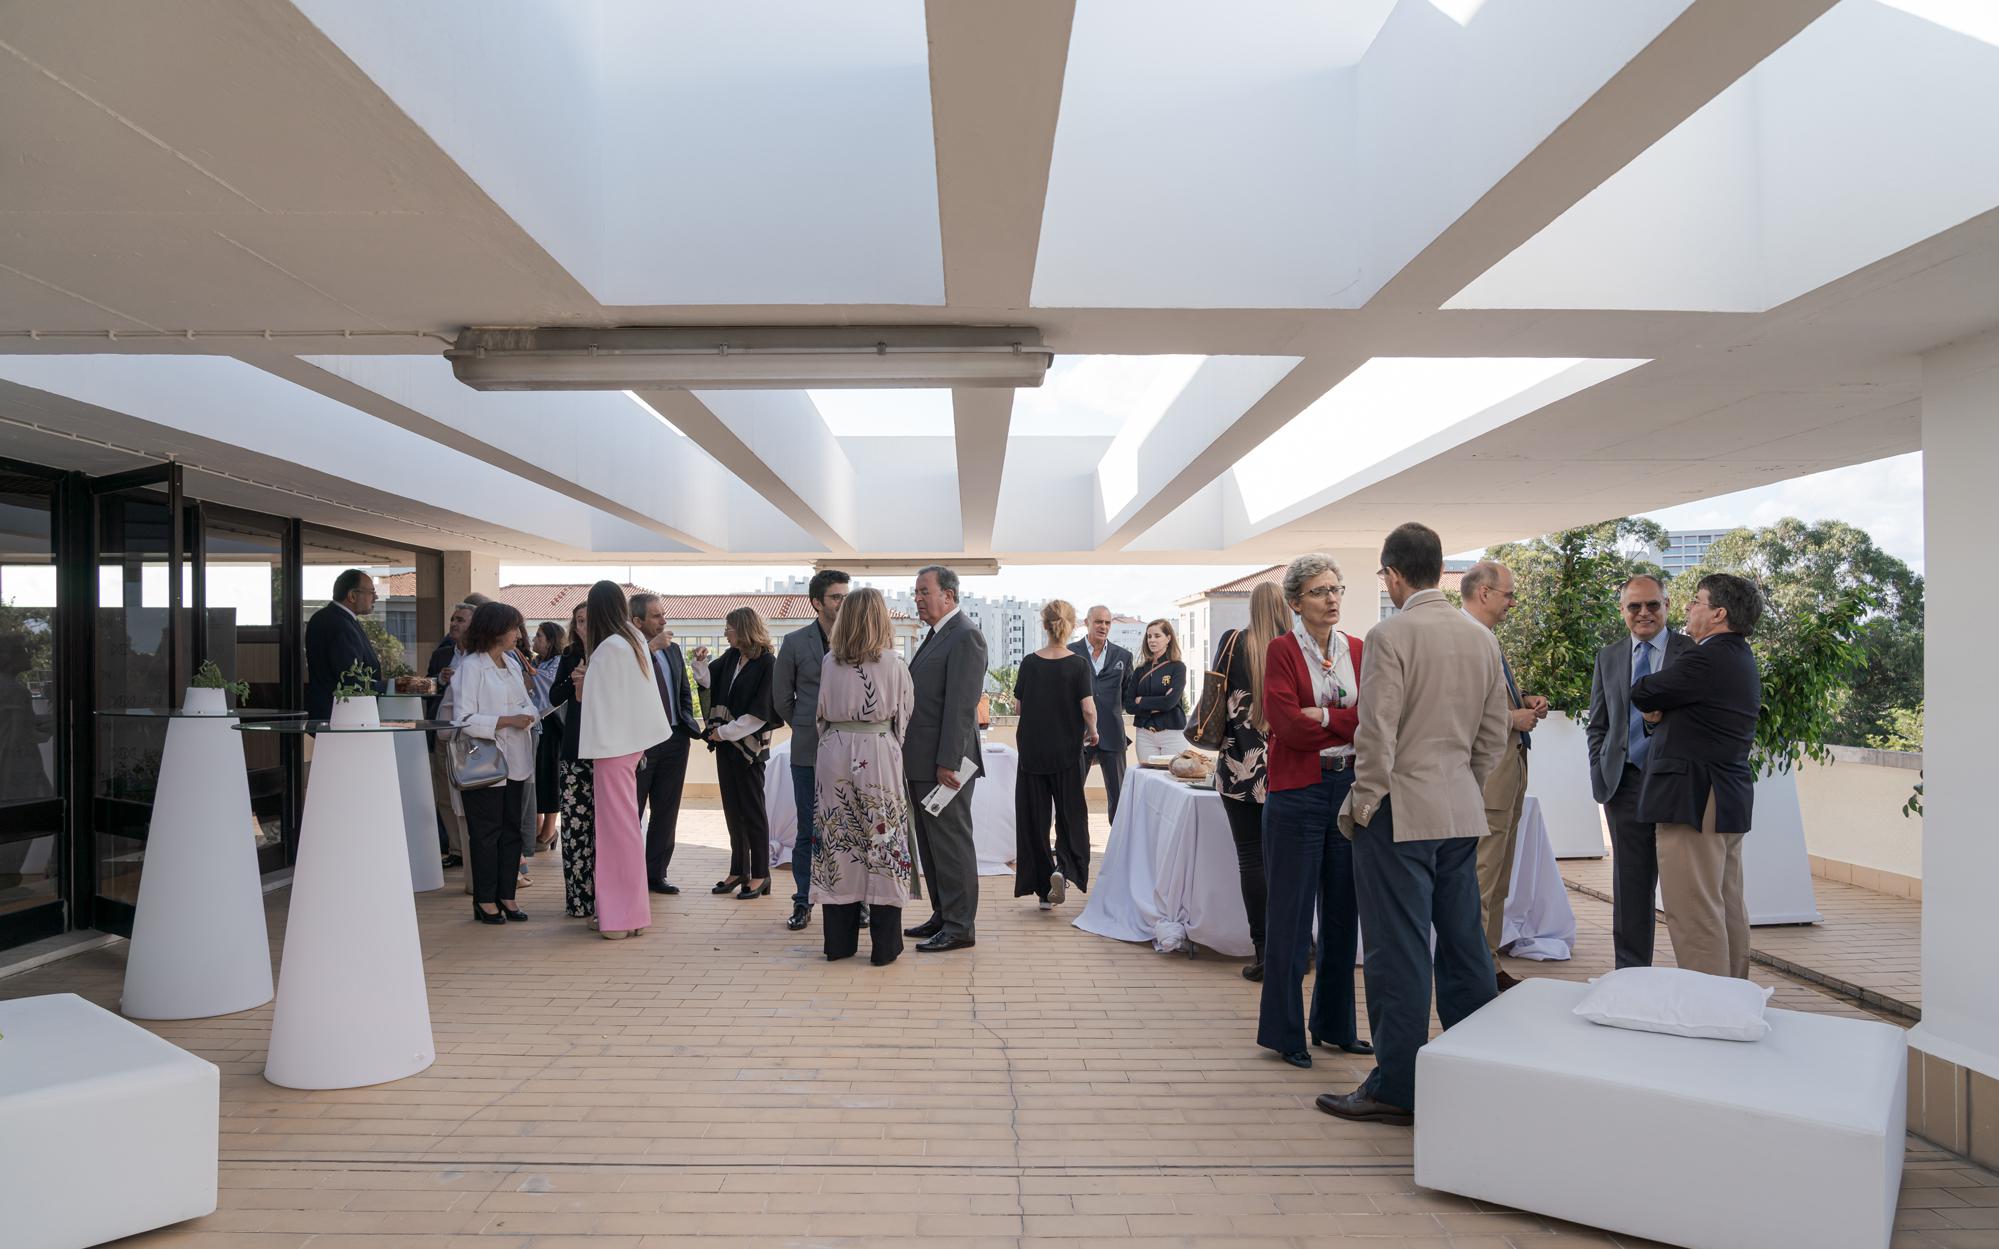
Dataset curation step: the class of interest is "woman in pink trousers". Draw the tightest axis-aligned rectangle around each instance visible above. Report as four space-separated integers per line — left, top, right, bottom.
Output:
576 580 671 939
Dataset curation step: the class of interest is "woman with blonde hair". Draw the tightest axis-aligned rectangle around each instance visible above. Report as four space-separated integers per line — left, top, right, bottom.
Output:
1012 599 1098 909
810 587 918 964
699 605 780 899
1125 618 1189 759
1213 580 1293 980
576 579 671 939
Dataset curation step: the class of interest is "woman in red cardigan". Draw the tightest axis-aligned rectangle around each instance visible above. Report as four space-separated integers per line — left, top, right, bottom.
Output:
1257 553 1372 1069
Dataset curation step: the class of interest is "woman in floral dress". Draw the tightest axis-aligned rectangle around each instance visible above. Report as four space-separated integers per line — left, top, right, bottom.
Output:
1214 581 1292 982
810 587 918 966
547 603 596 919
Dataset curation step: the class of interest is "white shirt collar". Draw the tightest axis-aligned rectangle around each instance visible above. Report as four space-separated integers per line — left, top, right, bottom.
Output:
926 606 960 639
1632 631 1665 662
334 600 357 620
1088 637 1109 671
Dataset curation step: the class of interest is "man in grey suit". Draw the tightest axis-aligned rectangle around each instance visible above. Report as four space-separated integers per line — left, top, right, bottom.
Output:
772 568 849 931
1071 605 1133 822
902 565 989 953
1587 573 1697 969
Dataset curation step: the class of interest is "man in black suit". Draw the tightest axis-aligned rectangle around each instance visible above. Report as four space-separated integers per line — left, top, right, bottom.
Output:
1071 605 1133 822
1586 574 1697 969
1630 573 1764 979
304 568 382 721
631 591 700 895
903 565 988 953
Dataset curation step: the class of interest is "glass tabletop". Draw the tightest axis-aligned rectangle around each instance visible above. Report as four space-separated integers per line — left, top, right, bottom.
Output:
97 707 309 719
233 719 460 734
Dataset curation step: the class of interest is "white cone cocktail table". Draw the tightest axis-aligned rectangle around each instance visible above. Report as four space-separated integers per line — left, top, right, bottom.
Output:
106 691 297 1021
377 693 445 892
238 698 454 1089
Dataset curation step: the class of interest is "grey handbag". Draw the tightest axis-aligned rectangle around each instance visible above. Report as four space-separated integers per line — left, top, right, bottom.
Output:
449 732 508 791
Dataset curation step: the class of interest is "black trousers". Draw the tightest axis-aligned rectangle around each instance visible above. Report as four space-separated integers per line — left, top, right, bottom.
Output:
1221 794 1267 950
1350 797 1495 1111
638 735 690 885
1257 771 1359 1055
824 902 904 965
1605 763 1660 969
1014 766 1091 899
462 778 524 906
715 747 769 878
1083 748 1126 823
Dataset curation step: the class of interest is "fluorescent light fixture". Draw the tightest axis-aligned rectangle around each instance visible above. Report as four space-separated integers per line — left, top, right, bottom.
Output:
449 326 1051 392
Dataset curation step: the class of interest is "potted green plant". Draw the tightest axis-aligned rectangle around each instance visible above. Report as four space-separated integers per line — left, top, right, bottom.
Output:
330 658 381 728
186 659 250 715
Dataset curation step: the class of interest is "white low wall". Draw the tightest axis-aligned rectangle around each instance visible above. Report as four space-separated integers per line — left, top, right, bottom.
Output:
1795 747 1924 888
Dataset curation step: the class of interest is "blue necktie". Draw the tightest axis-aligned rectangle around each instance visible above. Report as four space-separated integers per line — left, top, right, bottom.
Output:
1628 640 1654 770
1499 654 1530 750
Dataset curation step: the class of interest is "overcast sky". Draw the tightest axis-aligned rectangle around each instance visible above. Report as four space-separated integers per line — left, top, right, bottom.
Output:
502 452 1925 624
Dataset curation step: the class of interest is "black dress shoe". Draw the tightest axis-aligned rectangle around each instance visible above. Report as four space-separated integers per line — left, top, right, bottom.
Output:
904 918 943 939
472 904 506 925
786 903 811 931
441 854 464 869
650 881 681 895
736 879 771 899
500 905 529 922
1280 1050 1312 1069
1316 1086 1413 1126
1313 1034 1375 1056
713 877 743 894
915 933 975 953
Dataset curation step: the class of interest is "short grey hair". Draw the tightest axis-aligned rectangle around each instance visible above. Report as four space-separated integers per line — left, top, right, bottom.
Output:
916 564 960 602
629 591 661 620
450 601 478 616
1085 604 1113 621
1281 553 1342 605
1620 573 1667 599
1460 560 1508 600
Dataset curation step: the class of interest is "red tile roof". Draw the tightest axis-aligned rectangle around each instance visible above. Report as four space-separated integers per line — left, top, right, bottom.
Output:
378 571 417 596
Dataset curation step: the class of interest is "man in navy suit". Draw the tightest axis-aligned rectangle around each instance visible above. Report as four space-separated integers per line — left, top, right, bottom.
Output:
1586 574 1697 968
631 591 702 895
304 568 382 722
1631 573 1764 979
1070 606 1134 822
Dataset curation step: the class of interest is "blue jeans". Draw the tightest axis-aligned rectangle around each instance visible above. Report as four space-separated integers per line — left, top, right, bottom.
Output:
1256 767 1360 1055
790 763 816 906
1349 797 1496 1110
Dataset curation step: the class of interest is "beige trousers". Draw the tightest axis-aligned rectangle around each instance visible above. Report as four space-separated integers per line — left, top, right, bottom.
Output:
429 743 467 859
1656 791 1750 978
1475 743 1529 955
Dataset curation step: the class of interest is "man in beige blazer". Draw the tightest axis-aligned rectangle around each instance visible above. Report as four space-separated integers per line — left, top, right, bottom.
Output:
1320 523 1511 1126
1459 561 1547 991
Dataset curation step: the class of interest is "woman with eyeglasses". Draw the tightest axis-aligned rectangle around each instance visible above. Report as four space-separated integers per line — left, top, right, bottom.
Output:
1124 618 1190 760
1256 553 1372 1069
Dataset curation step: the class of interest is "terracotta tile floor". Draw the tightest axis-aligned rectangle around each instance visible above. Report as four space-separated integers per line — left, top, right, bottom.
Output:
1560 854 1925 1015
5 806 1994 1248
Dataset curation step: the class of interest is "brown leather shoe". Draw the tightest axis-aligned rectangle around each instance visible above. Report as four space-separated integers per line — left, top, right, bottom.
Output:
1496 969 1523 993
1316 1086 1413 1126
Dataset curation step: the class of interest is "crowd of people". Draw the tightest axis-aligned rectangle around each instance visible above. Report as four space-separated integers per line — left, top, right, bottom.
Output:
304 521 1765 1122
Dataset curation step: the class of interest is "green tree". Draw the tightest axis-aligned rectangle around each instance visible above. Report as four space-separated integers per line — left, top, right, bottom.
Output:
1486 517 1668 716
986 664 1018 716
1679 518 1922 747
358 615 405 675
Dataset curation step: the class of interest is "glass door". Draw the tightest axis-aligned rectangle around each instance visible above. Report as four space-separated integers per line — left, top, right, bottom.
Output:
0 463 63 949
198 504 295 874
87 465 188 935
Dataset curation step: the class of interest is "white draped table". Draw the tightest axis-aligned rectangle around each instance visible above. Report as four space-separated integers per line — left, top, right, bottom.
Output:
767 737 1019 875
1076 769 1574 960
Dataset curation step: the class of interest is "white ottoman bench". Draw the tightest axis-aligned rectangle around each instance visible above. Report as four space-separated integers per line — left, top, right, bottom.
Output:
0 993 219 1249
1415 977 1905 1249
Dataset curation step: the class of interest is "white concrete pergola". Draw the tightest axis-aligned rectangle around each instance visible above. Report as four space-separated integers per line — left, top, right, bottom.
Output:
1 0 1997 1109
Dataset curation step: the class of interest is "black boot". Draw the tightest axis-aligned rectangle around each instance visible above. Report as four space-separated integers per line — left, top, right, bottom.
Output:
1242 943 1265 982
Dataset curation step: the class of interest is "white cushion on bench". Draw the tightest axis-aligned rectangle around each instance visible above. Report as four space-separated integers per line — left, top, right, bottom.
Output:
0 993 219 1249
1416 977 1905 1249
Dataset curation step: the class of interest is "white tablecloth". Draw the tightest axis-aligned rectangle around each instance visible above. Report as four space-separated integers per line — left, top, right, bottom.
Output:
1075 771 1574 960
767 737 1019 875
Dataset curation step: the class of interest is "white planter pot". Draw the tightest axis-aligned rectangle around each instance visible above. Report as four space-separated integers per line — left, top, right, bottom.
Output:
181 685 228 716
330 696 380 729
1650 766 1821 926
1524 712 1608 858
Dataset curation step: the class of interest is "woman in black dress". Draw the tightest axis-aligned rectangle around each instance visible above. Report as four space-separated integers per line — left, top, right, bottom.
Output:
548 602 595 920
1213 581 1293 981
697 606 780 899
1012 600 1099 910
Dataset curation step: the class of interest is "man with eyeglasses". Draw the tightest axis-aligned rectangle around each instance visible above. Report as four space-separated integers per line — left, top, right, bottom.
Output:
1585 574 1694 968
1458 560 1547 991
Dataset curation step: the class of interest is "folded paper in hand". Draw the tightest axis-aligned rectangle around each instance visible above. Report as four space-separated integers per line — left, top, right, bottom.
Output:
920 755 980 816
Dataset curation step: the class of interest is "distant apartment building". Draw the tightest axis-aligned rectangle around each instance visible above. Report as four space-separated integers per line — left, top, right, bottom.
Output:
1653 529 1730 575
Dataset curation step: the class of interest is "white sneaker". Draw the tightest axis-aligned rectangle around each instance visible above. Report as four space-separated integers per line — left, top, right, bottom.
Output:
1038 899 1053 911
1048 871 1067 906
